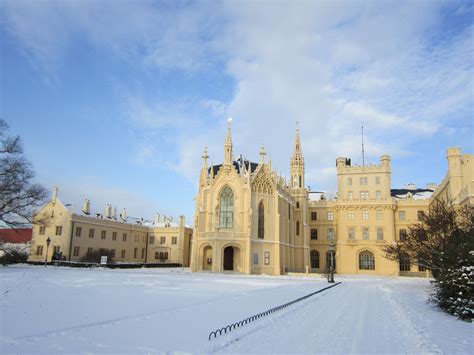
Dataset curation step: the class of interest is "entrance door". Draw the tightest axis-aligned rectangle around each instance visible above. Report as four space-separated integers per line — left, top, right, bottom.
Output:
223 246 234 271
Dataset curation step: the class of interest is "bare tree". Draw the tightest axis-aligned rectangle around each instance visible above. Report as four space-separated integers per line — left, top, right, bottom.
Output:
0 119 47 228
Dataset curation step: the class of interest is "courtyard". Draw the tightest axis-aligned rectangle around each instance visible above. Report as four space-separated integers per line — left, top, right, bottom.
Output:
0 266 472 353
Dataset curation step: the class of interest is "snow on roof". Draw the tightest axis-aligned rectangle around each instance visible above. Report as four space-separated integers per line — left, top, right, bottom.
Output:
391 188 434 200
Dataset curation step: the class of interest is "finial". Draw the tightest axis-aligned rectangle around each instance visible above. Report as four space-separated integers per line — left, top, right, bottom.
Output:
296 120 299 130
260 144 266 163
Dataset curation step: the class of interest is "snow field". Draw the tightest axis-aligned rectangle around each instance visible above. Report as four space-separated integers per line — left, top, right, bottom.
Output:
0 265 472 354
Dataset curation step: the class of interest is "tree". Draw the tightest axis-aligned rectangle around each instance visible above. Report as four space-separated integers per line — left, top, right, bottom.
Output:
0 119 47 228
384 200 474 321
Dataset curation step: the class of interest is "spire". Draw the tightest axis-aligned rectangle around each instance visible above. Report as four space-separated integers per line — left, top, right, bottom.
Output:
200 146 210 188
290 122 305 189
202 146 209 167
259 144 266 163
224 117 233 166
293 121 302 159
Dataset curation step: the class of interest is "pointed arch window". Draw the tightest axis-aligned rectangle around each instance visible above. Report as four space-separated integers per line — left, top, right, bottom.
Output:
310 250 320 268
258 201 264 239
359 250 375 270
219 186 234 229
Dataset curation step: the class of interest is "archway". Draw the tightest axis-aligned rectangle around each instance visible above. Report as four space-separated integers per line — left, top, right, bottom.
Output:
202 246 213 270
223 246 234 270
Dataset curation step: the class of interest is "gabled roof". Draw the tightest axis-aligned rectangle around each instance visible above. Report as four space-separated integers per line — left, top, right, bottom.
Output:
209 157 259 176
0 228 32 243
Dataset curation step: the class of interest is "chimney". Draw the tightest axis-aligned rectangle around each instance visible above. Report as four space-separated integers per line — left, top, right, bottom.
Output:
52 186 59 203
82 199 90 215
404 183 416 190
155 213 160 224
113 206 117 220
179 215 185 227
105 204 112 219
121 208 126 222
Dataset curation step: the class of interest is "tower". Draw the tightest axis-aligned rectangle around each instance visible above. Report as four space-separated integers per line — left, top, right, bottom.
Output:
290 124 305 189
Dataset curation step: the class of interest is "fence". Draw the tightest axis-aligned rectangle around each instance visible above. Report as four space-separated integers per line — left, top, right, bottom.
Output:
208 281 342 340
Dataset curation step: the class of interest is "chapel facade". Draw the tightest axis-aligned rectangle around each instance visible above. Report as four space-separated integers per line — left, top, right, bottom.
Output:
190 123 473 276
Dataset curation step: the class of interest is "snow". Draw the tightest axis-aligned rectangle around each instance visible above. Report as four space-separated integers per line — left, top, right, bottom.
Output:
1 266 472 353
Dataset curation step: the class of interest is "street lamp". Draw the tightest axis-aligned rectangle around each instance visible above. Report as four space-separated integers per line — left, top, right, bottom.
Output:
44 237 51 267
328 240 335 283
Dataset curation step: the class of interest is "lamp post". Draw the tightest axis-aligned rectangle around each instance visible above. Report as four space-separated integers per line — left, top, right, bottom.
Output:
328 240 335 283
44 237 51 267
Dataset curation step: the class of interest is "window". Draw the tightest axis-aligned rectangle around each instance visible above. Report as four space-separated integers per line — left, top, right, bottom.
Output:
55 226 62 235
399 229 407 241
36 245 43 255
253 253 259 265
359 251 375 270
172 236 177 245
149 236 155 244
112 232 117 241
327 228 334 240
134 248 138 258
362 228 369 240
219 186 234 228
39 226 46 235
377 228 384 240
155 252 160 260
310 250 320 268
288 203 291 220
164 252 168 260
326 251 336 270
73 246 80 257
122 233 127 242
360 177 368 185
296 221 300 236
141 248 145 259
75 227 82 237
348 191 353 200
348 227 355 240
51 210 54 218
417 211 425 221
348 210 354 220
375 190 381 199
362 210 369 220
87 247 93 255
264 251 270 265
311 212 317 221
101 230 106 240
121 249 126 258
348 178 352 186
310 228 318 240
399 257 410 271
375 176 380 184
296 201 300 209
376 209 383 220
360 191 369 199
89 229 95 238
327 211 334 221
53 246 60 254
258 201 264 239
111 249 116 258
399 211 406 221
160 236 166 245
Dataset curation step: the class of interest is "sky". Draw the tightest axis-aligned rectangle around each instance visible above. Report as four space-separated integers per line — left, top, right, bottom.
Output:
1 0 473 222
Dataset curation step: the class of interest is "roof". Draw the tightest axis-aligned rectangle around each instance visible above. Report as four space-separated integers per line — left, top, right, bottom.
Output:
209 156 259 176
0 228 33 243
391 188 434 200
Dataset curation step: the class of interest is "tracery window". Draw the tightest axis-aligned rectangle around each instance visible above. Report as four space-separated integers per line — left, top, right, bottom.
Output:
219 186 234 229
310 250 320 269
359 250 375 270
258 201 264 239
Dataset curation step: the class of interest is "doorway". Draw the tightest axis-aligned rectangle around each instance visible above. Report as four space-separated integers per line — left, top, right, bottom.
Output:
223 246 234 271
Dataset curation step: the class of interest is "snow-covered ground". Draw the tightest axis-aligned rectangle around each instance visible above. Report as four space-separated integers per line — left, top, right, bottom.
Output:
0 266 472 354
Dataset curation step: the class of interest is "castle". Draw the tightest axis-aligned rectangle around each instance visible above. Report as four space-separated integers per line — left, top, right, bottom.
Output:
189 122 473 276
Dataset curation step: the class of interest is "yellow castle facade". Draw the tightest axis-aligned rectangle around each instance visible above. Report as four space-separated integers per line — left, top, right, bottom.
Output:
190 123 473 276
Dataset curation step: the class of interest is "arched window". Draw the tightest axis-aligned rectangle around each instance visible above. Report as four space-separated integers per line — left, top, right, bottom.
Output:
296 221 300 236
310 250 320 269
296 201 300 209
359 250 375 270
219 186 234 229
326 251 336 270
258 201 264 239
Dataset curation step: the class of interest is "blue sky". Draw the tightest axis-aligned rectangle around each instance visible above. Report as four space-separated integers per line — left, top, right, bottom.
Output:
1 0 473 222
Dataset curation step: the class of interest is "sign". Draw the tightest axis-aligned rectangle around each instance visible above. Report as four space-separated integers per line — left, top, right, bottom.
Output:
100 256 108 265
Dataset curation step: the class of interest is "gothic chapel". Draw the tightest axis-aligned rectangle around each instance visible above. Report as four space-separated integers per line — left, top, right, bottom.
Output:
190 122 309 275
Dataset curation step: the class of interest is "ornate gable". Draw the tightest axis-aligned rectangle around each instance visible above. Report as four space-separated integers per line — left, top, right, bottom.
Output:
251 165 274 195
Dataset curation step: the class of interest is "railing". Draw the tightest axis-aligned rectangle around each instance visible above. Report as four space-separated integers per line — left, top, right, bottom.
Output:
208 281 342 340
